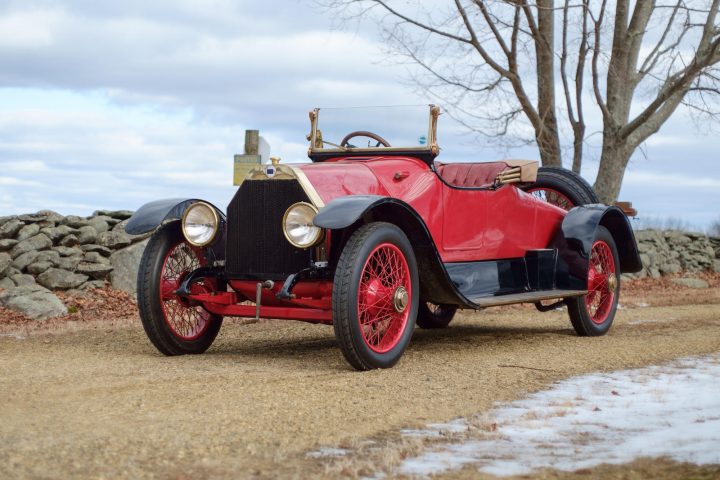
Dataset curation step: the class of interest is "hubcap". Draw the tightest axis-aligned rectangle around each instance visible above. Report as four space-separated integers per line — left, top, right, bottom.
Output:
607 274 618 292
393 286 408 313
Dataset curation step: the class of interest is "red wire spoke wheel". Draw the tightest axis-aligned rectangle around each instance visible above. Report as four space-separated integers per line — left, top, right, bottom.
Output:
525 187 575 210
567 226 621 336
585 240 617 325
159 241 214 340
357 243 411 353
333 222 419 370
137 222 223 355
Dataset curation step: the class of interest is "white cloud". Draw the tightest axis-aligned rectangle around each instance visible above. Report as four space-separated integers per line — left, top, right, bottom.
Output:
0 9 59 48
624 171 720 189
0 176 42 187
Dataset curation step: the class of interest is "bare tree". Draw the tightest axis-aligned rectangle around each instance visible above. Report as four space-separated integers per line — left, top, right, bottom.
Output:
320 0 720 203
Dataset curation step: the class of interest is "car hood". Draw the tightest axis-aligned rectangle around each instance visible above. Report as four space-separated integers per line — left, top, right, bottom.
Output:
294 161 386 206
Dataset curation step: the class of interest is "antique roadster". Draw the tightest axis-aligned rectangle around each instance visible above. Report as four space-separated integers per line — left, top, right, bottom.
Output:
125 105 641 370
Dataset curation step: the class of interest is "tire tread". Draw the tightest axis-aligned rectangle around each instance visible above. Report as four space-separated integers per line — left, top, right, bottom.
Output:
527 166 599 206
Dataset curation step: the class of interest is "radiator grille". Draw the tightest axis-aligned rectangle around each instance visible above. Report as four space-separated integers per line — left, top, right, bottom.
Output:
225 179 313 278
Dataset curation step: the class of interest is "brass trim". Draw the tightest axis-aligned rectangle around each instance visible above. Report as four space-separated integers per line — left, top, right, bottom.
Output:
310 145 435 155
428 104 440 149
289 165 325 208
309 108 321 149
181 201 220 247
282 202 323 249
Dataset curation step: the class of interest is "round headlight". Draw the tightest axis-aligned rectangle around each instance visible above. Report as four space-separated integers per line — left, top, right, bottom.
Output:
283 202 322 248
182 202 219 246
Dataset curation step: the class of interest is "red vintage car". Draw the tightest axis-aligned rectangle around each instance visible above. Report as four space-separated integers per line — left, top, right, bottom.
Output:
126 105 641 370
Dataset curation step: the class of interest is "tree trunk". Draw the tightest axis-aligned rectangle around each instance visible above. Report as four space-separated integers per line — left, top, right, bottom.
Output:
593 138 631 204
535 0 562 167
571 123 585 174
535 126 562 166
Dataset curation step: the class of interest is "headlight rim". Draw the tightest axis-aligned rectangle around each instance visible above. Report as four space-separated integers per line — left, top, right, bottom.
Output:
181 201 220 247
282 201 323 249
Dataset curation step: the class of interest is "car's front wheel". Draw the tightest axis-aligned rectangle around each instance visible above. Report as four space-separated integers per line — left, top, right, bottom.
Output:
137 221 223 355
566 226 620 336
332 222 419 370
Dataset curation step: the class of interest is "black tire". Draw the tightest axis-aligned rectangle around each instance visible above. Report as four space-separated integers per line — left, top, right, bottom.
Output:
137 222 223 355
332 222 419 370
522 166 599 210
566 226 621 336
416 302 457 329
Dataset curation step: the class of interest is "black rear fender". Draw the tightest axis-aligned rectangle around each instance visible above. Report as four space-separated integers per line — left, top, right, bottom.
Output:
553 204 642 290
314 195 463 305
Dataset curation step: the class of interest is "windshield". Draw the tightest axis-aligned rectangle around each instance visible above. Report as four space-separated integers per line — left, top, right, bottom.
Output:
309 105 439 153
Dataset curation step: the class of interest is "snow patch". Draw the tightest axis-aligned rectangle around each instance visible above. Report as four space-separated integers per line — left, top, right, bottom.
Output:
306 447 350 458
398 354 720 477
0 333 26 340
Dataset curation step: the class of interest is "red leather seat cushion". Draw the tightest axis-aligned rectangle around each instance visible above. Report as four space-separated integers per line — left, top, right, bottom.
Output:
436 162 510 188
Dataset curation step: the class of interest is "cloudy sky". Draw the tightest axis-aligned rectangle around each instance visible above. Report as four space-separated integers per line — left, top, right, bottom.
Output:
0 0 718 230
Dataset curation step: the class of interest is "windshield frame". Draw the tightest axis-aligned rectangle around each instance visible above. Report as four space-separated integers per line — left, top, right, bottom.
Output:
307 105 441 164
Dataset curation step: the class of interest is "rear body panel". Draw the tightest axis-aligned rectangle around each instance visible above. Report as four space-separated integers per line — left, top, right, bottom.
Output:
298 156 565 263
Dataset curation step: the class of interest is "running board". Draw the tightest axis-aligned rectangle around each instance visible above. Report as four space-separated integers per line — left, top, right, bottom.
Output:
469 290 587 308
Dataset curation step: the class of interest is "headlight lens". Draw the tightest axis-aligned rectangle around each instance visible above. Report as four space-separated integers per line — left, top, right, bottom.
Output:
283 202 322 248
182 202 219 246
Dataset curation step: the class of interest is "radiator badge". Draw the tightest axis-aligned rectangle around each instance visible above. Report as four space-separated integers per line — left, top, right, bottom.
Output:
266 156 281 178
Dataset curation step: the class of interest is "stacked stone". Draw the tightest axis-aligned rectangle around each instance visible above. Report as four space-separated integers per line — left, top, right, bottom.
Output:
627 229 720 279
0 210 149 319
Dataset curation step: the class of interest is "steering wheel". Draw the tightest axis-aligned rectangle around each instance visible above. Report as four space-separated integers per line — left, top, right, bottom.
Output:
340 131 392 148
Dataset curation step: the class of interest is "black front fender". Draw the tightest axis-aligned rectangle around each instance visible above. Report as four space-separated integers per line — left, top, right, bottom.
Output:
314 195 472 307
125 198 226 235
313 195 385 229
553 204 642 290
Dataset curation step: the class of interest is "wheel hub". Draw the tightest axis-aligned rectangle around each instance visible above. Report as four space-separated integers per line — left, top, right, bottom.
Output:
393 286 408 313
607 274 618 292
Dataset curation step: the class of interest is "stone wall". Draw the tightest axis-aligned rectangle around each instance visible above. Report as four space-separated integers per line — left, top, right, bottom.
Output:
1 211 719 320
628 229 720 279
0 210 148 319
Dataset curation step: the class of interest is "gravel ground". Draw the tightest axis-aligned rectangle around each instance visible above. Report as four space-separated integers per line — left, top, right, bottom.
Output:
0 282 719 479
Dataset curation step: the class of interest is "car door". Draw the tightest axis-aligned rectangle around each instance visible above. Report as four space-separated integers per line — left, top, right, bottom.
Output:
441 185 490 262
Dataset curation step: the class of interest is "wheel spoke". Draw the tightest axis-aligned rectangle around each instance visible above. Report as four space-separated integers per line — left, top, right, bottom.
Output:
159 241 213 340
356 243 411 353
526 187 575 211
585 240 617 325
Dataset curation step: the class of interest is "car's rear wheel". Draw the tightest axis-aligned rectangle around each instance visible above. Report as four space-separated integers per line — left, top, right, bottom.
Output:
416 302 457 329
523 166 598 210
566 226 620 336
137 221 223 355
332 222 419 370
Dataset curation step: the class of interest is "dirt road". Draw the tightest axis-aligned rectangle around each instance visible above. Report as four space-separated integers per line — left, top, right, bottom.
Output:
1 283 719 479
